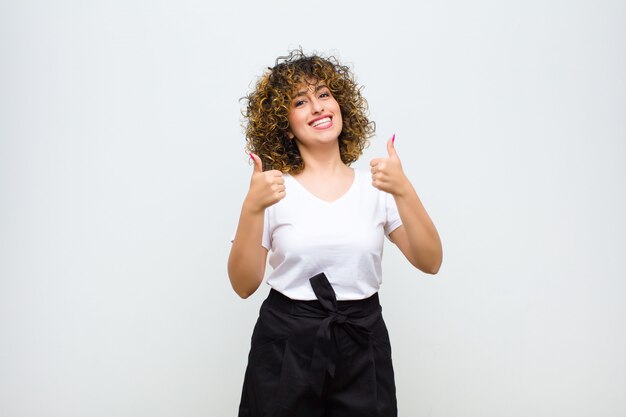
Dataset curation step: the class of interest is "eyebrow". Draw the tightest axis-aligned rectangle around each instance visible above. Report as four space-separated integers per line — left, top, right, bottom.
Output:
294 84 328 97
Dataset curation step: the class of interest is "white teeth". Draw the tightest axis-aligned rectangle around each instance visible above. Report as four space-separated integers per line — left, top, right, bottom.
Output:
311 117 331 127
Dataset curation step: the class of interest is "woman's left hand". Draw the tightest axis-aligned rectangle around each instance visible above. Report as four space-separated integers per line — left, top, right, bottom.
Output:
370 135 411 197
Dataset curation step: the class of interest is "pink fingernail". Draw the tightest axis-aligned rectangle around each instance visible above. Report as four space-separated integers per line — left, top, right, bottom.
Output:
392 134 396 143
249 153 254 160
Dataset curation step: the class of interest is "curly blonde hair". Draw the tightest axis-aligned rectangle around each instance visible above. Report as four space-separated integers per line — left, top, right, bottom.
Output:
243 49 375 173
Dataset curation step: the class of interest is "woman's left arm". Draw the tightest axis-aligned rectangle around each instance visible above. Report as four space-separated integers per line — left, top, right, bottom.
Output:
370 136 443 274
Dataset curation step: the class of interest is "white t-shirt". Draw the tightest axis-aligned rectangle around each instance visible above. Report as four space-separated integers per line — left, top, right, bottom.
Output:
261 168 402 300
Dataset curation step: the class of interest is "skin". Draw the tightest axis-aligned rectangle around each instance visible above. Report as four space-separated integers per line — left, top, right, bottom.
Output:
228 81 443 299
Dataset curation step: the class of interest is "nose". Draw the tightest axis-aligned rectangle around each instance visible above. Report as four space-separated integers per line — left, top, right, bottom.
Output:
311 97 323 114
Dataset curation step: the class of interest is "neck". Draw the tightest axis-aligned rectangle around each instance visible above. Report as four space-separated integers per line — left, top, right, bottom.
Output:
296 143 348 177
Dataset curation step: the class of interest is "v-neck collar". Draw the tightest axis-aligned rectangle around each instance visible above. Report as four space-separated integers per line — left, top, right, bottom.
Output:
288 169 357 204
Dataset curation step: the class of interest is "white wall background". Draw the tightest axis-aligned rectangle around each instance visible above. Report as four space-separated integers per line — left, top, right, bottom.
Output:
1 0 625 416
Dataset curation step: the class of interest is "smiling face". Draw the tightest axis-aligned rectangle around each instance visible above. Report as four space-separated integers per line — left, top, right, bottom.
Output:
286 80 343 150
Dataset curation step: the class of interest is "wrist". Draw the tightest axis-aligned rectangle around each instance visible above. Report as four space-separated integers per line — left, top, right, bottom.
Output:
392 175 414 199
242 196 265 216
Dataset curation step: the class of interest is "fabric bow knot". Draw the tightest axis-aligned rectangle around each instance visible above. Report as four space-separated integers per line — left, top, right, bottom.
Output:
307 273 374 396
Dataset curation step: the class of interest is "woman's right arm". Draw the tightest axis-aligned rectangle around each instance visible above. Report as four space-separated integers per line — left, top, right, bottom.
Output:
228 202 268 298
227 154 285 298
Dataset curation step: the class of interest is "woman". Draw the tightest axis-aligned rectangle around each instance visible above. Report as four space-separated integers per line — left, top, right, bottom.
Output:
228 49 442 417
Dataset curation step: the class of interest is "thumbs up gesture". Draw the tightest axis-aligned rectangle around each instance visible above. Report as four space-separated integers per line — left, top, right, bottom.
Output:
370 135 410 197
244 153 286 213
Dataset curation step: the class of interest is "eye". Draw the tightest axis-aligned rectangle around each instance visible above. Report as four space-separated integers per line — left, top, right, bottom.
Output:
294 99 306 107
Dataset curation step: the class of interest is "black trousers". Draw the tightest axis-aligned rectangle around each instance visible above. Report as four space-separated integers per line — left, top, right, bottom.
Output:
238 273 397 417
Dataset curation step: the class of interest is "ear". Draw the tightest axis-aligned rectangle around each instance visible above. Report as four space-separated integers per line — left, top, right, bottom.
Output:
287 130 295 139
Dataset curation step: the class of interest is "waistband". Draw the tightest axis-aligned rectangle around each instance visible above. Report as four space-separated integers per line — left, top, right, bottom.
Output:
266 288 381 317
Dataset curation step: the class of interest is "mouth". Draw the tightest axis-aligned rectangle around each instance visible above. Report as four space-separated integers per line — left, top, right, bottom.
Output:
309 116 333 129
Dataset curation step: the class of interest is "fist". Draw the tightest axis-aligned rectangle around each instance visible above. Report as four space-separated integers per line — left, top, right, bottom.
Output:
245 153 286 213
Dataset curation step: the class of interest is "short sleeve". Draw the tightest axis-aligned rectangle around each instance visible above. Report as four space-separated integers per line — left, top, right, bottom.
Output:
384 192 403 237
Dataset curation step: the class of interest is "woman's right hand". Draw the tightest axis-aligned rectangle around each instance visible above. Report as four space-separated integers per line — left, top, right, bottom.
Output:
244 153 286 213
